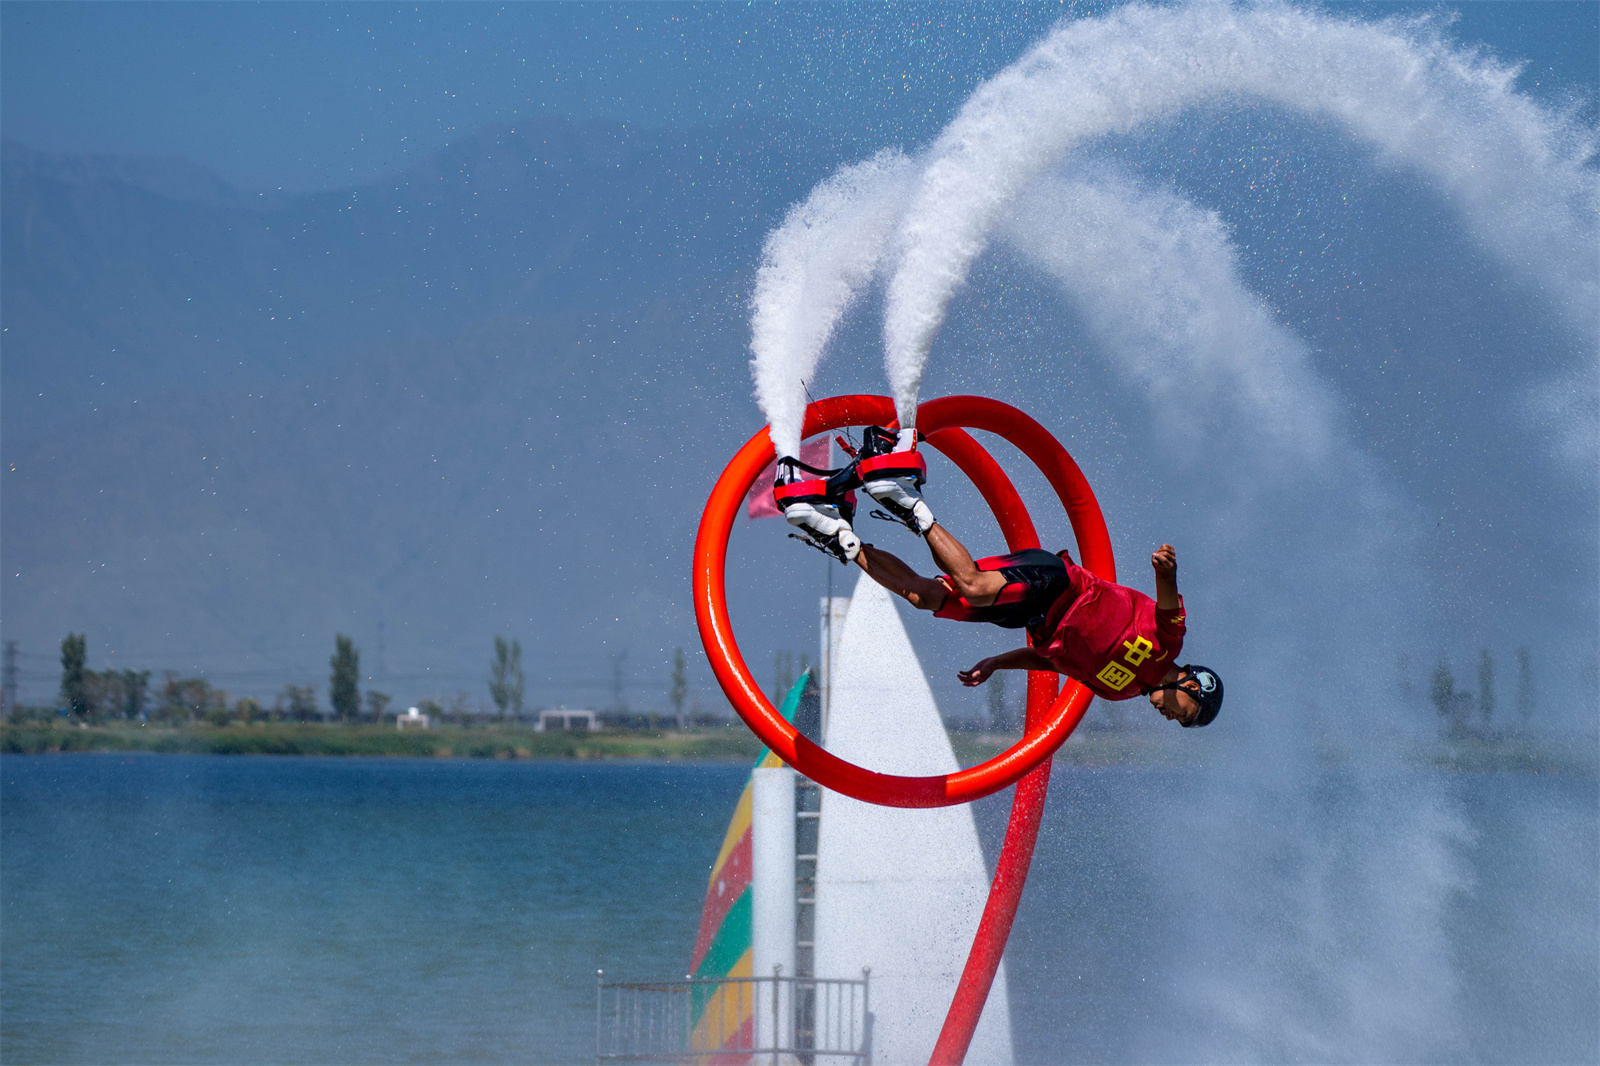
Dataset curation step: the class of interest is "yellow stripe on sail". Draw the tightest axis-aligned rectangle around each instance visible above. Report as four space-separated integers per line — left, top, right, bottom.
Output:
707 746 786 887
689 946 755 1057
707 780 754 887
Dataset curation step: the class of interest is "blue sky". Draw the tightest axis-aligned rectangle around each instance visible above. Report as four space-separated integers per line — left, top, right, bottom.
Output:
4 1 1595 193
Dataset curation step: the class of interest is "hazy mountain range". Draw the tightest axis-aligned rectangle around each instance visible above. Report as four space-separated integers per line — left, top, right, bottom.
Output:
3 118 867 711
5 107 1592 727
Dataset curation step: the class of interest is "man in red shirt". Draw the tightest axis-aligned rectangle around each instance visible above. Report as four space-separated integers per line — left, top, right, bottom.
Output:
857 535 1220 727
782 426 1222 727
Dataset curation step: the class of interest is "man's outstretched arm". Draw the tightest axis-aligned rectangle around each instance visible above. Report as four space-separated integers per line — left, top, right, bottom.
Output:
855 544 951 612
958 647 1057 686
1152 543 1179 610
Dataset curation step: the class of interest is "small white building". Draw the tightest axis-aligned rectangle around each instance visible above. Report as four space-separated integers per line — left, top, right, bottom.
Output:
537 709 597 732
397 706 432 731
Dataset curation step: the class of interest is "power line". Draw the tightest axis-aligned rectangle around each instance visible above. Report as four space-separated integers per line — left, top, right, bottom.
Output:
3 641 17 713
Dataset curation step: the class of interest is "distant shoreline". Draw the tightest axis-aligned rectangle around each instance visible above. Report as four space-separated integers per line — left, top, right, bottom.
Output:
4 721 1591 775
0 722 767 761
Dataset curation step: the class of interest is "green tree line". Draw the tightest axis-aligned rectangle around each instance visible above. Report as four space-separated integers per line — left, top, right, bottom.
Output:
24 633 724 730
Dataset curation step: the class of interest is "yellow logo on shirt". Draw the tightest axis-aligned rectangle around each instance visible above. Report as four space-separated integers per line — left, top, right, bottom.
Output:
1121 636 1153 667
1095 661 1136 691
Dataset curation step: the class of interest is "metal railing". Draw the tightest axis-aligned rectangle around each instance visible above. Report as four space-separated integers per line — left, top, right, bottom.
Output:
596 967 871 1065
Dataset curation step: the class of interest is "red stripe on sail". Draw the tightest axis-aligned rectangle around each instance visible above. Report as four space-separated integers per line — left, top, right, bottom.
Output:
723 1013 755 1058
689 830 753 972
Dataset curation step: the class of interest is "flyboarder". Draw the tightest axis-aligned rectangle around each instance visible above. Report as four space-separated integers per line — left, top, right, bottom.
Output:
775 426 1223 727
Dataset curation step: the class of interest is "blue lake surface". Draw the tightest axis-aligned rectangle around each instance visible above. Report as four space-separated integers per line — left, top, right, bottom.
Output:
3 754 1595 1064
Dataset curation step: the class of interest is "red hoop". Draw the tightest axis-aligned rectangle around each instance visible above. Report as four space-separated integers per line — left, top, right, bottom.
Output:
693 394 1115 808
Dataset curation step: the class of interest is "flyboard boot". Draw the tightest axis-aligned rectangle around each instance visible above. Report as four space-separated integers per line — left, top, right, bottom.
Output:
857 425 935 535
774 457 862 563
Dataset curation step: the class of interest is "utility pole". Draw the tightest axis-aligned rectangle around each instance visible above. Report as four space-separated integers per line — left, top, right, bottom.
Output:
610 650 628 716
2 641 17 713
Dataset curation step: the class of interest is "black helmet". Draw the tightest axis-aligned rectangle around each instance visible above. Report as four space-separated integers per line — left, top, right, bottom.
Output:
1180 665 1223 727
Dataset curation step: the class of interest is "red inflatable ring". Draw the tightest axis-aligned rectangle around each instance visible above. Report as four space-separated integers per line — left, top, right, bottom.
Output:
693 394 1115 808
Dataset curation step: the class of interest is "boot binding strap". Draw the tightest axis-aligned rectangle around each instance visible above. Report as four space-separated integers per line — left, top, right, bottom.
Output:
857 450 927 482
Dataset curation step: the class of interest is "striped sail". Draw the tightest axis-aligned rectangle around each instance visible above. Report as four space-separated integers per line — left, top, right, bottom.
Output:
686 673 805 1058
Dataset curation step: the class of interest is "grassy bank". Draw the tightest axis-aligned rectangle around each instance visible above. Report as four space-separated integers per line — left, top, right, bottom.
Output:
1 721 767 760
5 721 1589 775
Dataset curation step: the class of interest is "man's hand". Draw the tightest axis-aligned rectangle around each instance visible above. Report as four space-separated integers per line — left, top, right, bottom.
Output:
958 658 997 687
1151 543 1180 610
960 647 1059 685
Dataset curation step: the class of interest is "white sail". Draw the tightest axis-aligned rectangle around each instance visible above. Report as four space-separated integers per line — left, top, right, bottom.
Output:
814 571 1014 1065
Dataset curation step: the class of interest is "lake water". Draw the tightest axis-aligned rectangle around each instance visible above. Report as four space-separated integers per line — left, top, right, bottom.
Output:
3 755 1595 1063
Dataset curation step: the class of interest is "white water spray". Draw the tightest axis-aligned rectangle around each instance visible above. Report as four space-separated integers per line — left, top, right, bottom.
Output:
749 150 914 458
1000 168 1342 463
880 0 1597 431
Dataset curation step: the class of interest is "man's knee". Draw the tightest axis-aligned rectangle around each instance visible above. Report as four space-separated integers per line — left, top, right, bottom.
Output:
950 572 990 599
950 571 1004 605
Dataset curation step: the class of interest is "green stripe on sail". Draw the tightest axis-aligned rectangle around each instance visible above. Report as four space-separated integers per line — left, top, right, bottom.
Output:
693 884 752 980
689 885 753 1031
754 669 810 767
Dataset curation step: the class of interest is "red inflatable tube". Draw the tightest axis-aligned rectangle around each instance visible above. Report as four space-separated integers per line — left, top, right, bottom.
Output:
692 394 1115 808
694 394 1114 1063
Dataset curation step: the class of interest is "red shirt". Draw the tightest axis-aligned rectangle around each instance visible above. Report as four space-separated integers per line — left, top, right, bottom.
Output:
1029 560 1186 701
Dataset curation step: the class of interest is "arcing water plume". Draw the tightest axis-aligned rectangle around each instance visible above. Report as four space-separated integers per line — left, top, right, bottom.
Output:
998 162 1442 722
882 0 1598 434
1000 168 1341 465
749 150 913 458
994 166 1413 658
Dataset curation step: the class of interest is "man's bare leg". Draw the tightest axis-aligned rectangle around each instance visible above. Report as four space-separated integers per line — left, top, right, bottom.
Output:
924 523 1006 606
854 545 951 612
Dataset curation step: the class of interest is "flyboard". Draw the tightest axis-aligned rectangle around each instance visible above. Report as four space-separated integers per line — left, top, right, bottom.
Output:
694 394 1114 1065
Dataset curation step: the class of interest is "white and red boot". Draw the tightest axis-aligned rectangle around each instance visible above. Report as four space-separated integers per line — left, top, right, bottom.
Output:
774 458 862 563
857 425 934 535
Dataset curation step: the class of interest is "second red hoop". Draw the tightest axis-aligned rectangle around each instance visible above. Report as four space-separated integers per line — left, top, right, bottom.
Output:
693 394 1115 808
